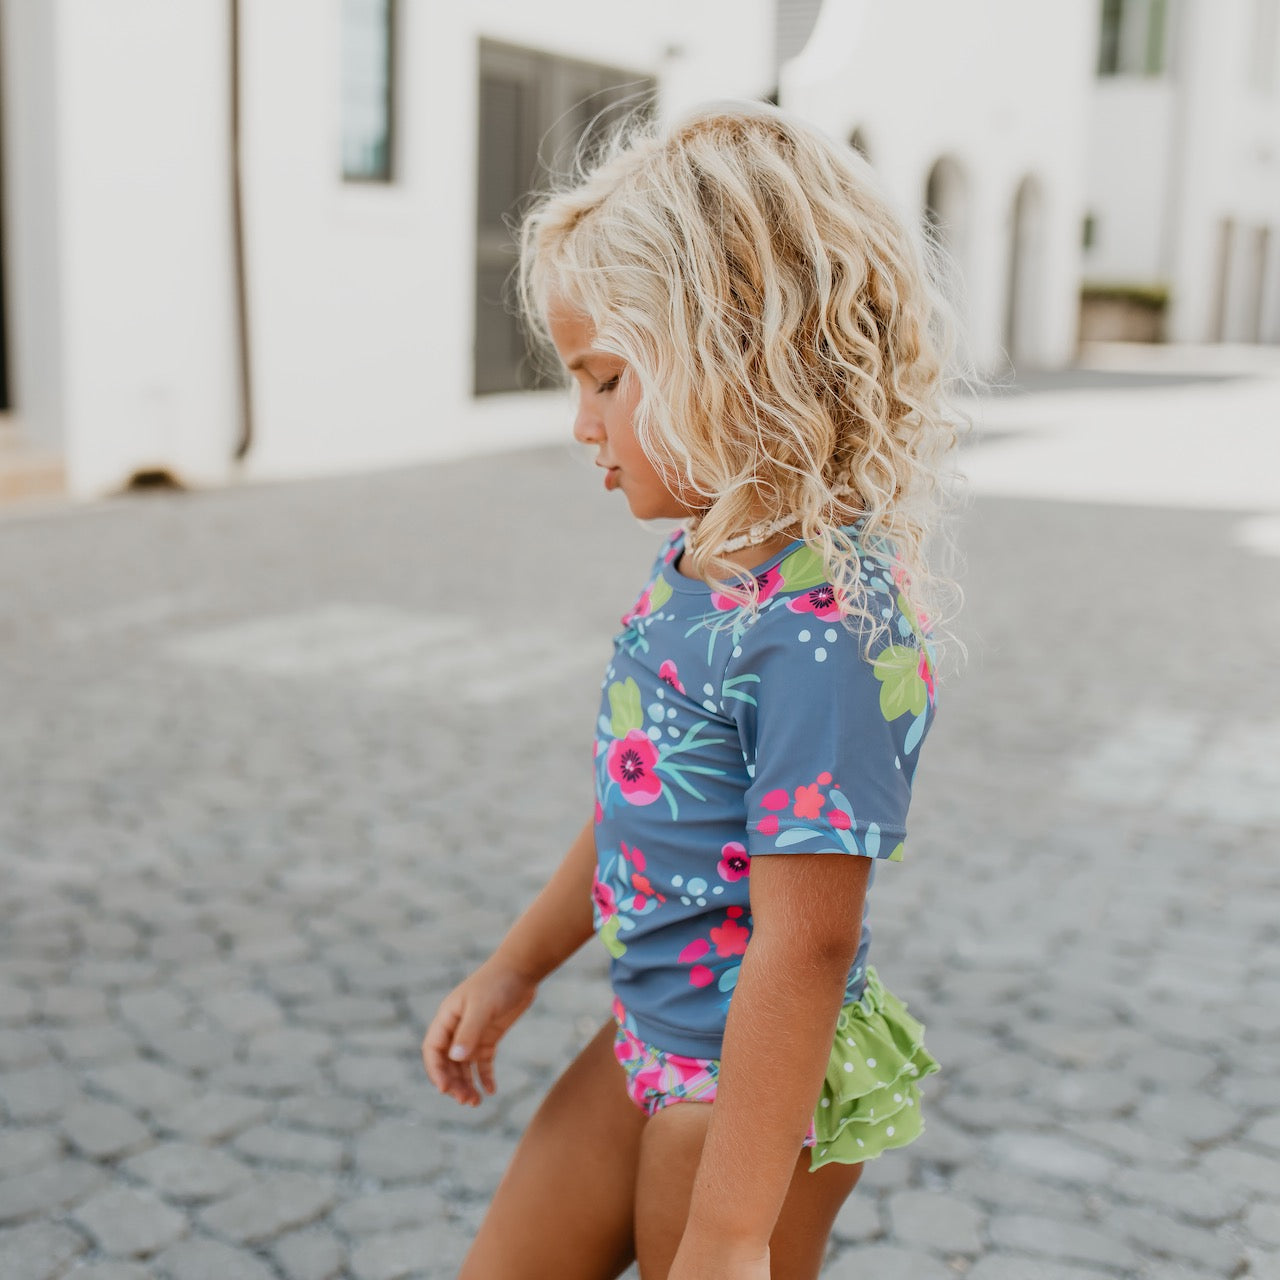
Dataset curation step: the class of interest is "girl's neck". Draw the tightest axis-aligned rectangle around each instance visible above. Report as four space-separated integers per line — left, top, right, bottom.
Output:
674 530 797 581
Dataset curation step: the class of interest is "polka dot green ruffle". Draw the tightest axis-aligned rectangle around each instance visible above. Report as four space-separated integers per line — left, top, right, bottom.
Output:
809 967 939 1171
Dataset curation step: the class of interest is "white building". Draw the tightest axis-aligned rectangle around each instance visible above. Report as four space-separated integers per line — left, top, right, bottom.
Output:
782 0 1099 374
4 2 1271 503
0 0 772 499
1084 0 1280 344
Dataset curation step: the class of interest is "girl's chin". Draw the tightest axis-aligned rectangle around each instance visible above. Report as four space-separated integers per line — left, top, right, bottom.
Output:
624 495 690 522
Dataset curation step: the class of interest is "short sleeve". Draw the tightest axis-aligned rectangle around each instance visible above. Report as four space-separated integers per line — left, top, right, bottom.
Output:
730 607 936 863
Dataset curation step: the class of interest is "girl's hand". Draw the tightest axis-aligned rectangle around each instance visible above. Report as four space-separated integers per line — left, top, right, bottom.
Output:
421 960 537 1106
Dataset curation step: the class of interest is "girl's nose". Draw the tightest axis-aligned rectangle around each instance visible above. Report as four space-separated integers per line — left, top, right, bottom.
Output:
572 404 605 445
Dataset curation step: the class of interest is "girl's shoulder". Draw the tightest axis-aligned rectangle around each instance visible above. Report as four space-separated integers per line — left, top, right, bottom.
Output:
746 535 913 630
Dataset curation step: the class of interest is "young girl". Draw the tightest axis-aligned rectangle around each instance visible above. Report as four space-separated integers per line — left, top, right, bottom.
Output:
423 101 959 1280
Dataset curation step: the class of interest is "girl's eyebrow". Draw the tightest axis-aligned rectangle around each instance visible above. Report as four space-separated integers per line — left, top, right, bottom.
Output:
566 352 619 372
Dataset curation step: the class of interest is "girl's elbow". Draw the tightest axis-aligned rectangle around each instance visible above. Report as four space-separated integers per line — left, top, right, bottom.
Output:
749 921 862 976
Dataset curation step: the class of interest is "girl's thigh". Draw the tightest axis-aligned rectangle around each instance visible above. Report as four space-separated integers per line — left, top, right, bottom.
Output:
459 1020 647 1280
633 1102 863 1280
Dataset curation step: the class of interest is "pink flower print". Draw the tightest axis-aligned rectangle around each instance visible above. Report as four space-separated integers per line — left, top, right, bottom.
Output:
758 814 779 836
606 730 663 805
658 660 685 694
679 937 715 987
827 808 852 830
592 870 617 921
793 783 824 821
787 584 845 620
717 842 751 882
620 587 653 628
918 649 936 702
710 915 750 958
620 842 666 910
710 564 783 612
594 800 604 825
760 789 790 811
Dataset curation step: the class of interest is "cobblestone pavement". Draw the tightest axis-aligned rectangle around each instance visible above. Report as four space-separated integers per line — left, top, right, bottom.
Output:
2 409 1279 1280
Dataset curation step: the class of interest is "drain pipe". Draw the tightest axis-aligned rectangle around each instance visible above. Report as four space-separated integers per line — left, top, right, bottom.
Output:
230 0 254 460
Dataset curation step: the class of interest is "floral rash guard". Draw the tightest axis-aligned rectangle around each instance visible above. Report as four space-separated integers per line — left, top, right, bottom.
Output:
592 526 937 1059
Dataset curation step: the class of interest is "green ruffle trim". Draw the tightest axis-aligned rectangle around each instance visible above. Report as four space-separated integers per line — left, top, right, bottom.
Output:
809 967 940 1171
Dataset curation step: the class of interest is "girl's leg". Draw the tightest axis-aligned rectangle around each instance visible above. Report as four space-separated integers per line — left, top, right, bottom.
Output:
459 1020 648 1280
633 1102 863 1280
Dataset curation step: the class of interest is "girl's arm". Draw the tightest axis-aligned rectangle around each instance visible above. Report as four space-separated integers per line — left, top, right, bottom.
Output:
670 851 871 1277
422 816 598 1106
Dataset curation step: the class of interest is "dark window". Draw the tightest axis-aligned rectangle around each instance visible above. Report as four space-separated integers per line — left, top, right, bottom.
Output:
474 40 655 396
341 0 395 182
1098 0 1125 75
1082 213 1098 251
1097 0 1171 77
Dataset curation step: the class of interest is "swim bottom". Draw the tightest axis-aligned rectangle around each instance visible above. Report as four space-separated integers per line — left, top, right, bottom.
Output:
611 966 939 1170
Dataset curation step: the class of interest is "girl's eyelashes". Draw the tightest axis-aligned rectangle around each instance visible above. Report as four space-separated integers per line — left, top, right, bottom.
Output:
596 375 620 394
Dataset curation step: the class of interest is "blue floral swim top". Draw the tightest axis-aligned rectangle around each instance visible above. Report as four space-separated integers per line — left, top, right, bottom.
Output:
592 526 937 1058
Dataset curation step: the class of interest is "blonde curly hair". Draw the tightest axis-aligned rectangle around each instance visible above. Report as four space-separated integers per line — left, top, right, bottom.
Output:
518 99 967 651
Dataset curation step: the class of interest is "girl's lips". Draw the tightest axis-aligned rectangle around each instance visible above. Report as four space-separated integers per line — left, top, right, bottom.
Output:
604 468 621 491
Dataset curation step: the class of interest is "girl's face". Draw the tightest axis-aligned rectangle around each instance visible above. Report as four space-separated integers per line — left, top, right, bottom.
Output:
547 306 698 522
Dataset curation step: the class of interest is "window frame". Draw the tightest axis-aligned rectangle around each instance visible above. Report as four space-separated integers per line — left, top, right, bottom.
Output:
341 0 397 185
473 38 655 397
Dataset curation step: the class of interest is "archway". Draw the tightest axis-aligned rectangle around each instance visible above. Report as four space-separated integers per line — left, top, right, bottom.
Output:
1004 175 1046 369
923 156 968 265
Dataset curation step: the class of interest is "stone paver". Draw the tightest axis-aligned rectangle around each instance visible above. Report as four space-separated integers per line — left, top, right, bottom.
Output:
0 1127 62 1177
987 1212 1140 1271
70 1184 188 1257
0 1220 88 1280
272 1226 348 1280
152 1237 278 1280
154 1091 272 1143
3 382 1279 1277
349 1225 469 1280
231 1123 347 1170
822 1242 953 1278
198 1172 339 1244
887 1189 984 1254
121 1140 255 1202
61 1100 153 1160
0 1159 107 1225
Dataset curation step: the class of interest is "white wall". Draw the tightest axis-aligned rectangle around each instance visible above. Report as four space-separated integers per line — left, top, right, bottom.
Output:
238 0 773 486
58 0 240 496
1085 0 1280 345
1084 81 1176 283
1 0 66 453
782 0 1097 371
6 0 242 497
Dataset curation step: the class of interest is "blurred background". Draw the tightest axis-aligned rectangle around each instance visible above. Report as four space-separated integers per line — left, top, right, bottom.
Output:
0 0 1278 501
2 5 1280 1280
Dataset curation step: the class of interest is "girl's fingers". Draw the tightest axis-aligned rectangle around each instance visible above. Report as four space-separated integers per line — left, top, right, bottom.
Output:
421 1008 458 1086
476 1047 498 1095
422 1001 499 1106
423 1005 476 1101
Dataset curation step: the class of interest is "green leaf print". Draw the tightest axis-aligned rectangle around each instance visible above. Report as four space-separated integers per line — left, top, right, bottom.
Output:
778 546 828 592
649 574 673 611
872 646 928 720
887 841 905 863
896 591 923 642
599 915 627 958
607 678 644 737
